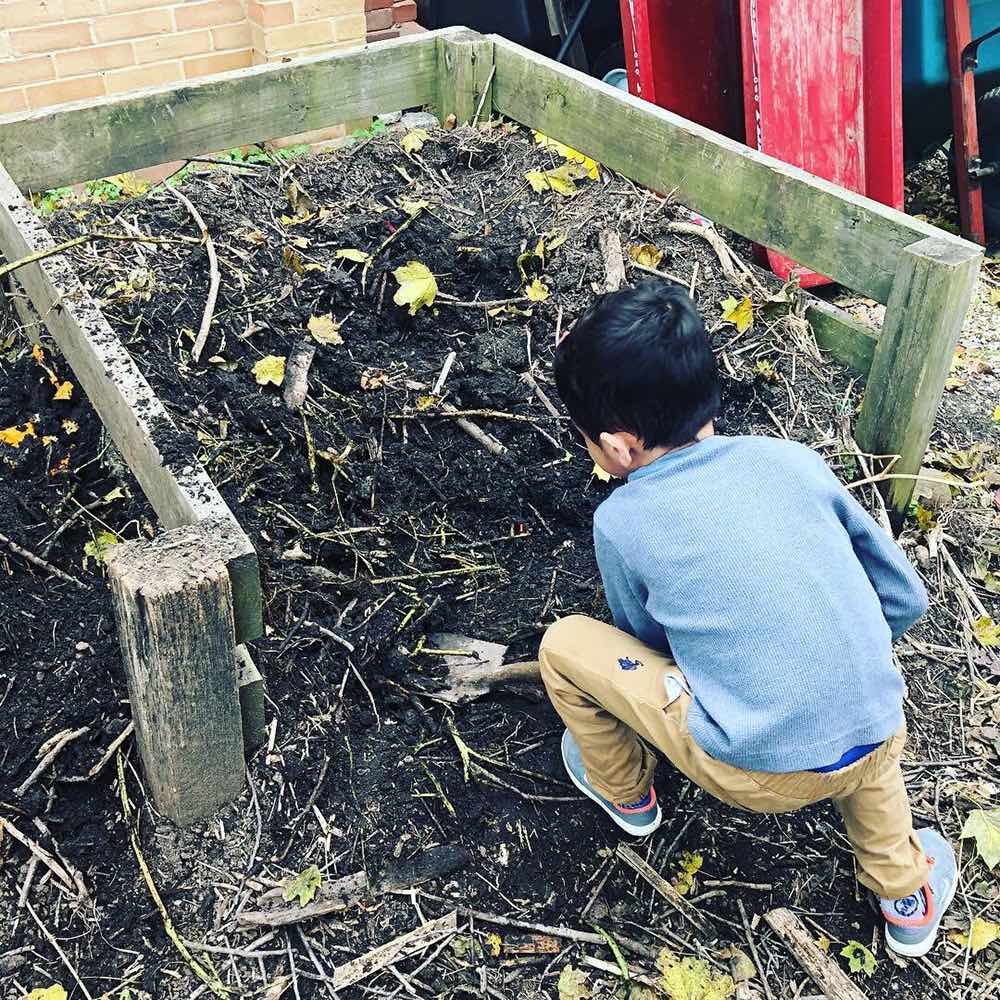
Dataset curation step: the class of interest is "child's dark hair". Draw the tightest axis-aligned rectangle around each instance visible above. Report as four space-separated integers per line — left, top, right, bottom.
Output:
553 281 720 448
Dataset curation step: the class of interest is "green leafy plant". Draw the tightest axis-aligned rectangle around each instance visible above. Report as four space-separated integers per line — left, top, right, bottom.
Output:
34 186 76 216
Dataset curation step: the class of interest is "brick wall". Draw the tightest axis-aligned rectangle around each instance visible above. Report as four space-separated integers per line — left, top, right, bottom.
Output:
0 0 368 121
365 0 423 44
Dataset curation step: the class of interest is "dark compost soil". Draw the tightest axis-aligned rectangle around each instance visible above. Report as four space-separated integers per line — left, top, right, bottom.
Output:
1 124 998 1000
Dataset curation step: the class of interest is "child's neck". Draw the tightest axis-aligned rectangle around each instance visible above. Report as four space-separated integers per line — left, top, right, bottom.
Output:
630 421 715 473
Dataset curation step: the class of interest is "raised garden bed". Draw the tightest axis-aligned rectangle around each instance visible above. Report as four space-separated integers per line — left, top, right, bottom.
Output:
0 26 993 1000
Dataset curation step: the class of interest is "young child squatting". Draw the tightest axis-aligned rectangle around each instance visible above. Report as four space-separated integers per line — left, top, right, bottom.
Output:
544 281 954 958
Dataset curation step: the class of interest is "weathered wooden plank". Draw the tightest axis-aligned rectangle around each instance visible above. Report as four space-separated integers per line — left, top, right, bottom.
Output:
0 30 441 192
436 30 494 125
764 909 868 1000
856 236 981 527
490 37 978 305
107 519 246 826
0 159 262 642
803 297 879 375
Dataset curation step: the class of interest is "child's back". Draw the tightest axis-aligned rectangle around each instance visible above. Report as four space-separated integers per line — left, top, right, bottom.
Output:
594 433 926 773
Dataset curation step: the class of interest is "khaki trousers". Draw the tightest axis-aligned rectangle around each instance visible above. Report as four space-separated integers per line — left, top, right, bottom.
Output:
539 615 929 899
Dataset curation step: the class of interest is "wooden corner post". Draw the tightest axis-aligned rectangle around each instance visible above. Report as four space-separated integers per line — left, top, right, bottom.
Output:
107 518 248 826
855 236 982 530
436 30 494 126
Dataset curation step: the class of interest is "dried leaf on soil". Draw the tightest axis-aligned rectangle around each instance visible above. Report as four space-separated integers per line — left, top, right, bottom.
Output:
62 419 79 435
26 988 67 1000
556 965 591 999
393 261 438 315
949 917 1000 954
485 932 502 957
283 864 322 906
961 807 1000 867
629 243 664 268
672 850 703 895
972 616 1000 648
720 295 753 334
914 504 937 532
1 422 36 448
526 278 550 302
53 381 73 401
401 128 430 154
400 198 429 216
524 162 591 197
591 463 612 482
308 314 343 346
253 355 286 387
533 131 600 179
840 940 876 977
657 948 735 998
336 248 372 264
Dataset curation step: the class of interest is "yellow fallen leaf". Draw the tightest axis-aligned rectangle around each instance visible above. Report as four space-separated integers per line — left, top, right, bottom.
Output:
629 243 664 268
524 162 591 197
591 462 612 482
657 948 735 999
486 932 502 958
53 380 73 401
961 807 1000 867
27 987 67 1000
671 851 703 896
253 355 286 387
817 935 831 953
720 295 753 334
557 965 591 999
972 616 1000 648
992 405 1000 422
754 359 778 382
914 504 936 533
526 278 550 302
416 394 441 411
83 530 118 562
62 419 79 434
841 940 876 977
336 248 372 264
400 198 429 216
284 864 322 906
401 128 430 154
308 314 343 346
42 435 56 445
282 246 304 275
393 260 438 315
533 131 600 179
0 422 35 448
949 917 999 954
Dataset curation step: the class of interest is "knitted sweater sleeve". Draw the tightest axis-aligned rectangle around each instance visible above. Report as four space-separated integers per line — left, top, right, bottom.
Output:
594 523 669 652
825 468 929 640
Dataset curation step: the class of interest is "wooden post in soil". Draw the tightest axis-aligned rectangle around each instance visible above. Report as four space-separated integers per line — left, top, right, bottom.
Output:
855 236 981 531
106 518 247 826
437 30 495 125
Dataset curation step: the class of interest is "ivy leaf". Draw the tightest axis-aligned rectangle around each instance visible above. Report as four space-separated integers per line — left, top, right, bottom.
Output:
720 295 754 334
526 278 550 302
27 987 68 1000
253 355 286 387
53 381 73 401
335 248 372 264
0 421 36 448
401 128 430 154
949 917 1000 954
972 616 1000 648
961 808 1000 868
840 940 876 977
283 864 322 907
628 243 664 268
556 965 591 999
308 314 343 346
393 261 438 315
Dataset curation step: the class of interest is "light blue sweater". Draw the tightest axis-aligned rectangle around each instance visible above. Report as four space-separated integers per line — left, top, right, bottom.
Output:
593 435 928 773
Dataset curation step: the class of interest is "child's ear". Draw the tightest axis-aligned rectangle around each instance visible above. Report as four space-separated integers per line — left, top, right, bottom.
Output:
598 431 634 467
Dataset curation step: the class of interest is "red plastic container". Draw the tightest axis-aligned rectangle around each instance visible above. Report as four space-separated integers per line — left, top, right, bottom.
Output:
619 0 905 287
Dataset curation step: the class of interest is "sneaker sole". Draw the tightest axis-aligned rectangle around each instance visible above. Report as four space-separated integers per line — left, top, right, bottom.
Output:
884 873 958 958
561 740 663 837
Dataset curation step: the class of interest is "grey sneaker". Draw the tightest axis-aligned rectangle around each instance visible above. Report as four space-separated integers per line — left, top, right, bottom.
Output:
561 730 662 837
881 828 957 958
